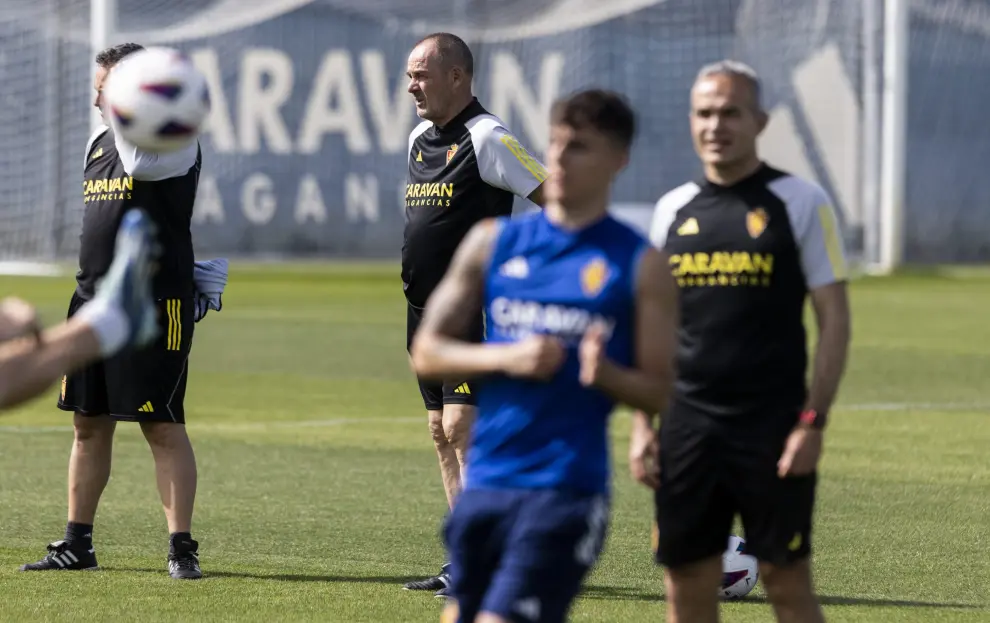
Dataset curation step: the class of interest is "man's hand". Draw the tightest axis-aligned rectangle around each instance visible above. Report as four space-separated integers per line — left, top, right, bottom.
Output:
777 425 823 478
629 415 660 489
0 297 41 343
504 334 566 380
578 321 611 387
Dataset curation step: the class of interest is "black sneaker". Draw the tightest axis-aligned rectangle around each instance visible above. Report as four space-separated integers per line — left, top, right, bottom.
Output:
403 563 451 591
434 584 452 599
167 541 202 580
20 540 98 571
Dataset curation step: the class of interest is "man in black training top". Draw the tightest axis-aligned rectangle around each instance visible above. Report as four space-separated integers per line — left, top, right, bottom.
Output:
21 43 204 580
402 32 547 596
629 60 851 623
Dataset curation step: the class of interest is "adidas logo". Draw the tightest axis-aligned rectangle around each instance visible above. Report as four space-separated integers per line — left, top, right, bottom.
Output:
788 532 802 551
514 597 541 621
416 150 423 162
138 401 154 413
677 217 699 236
91 147 103 160
499 256 529 279
52 550 81 568
452 383 471 395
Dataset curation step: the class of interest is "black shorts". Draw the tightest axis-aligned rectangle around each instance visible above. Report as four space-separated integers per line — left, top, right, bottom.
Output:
58 292 194 424
654 399 816 568
406 302 483 411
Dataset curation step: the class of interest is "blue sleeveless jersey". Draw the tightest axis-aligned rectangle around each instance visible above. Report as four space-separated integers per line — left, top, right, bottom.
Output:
466 211 649 495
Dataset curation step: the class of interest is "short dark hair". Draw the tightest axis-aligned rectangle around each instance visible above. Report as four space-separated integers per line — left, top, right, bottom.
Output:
415 32 474 76
550 89 636 149
95 43 144 69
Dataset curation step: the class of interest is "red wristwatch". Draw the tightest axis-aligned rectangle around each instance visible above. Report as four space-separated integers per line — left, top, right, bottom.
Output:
799 409 827 430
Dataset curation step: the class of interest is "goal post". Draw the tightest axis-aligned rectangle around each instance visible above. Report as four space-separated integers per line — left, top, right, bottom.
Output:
89 0 117 132
875 0 909 275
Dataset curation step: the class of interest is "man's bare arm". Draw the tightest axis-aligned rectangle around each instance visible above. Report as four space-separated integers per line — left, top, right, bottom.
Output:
590 248 678 415
0 320 102 411
805 282 851 417
411 220 515 380
527 184 545 208
0 297 42 343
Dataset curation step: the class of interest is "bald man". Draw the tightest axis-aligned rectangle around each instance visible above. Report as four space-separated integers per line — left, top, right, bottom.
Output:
401 32 547 597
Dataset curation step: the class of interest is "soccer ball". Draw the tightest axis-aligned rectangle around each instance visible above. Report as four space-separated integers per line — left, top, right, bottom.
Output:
103 47 210 153
720 535 759 600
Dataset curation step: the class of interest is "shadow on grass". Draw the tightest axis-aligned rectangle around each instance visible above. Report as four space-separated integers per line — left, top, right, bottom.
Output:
109 566 422 585
580 586 983 610
106 570 986 610
816 595 983 609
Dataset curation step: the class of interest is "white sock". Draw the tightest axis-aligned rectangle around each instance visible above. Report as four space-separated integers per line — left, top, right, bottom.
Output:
74 298 131 356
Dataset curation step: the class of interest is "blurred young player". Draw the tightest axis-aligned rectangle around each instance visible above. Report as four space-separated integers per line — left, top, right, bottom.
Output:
411 89 678 623
402 32 547 594
636 60 851 623
22 43 205 579
0 209 158 411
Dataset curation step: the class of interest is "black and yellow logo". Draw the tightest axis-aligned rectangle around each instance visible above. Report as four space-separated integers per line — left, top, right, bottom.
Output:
670 251 774 288
788 532 802 551
405 182 454 208
91 147 103 160
83 176 133 203
138 401 154 413
452 383 471 395
580 257 609 298
746 207 769 238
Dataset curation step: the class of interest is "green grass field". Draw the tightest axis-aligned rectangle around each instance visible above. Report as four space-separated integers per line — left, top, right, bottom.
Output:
0 263 987 622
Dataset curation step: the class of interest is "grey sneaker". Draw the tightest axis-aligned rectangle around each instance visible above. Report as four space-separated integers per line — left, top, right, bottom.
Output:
167 541 203 580
20 540 98 572
404 563 451 591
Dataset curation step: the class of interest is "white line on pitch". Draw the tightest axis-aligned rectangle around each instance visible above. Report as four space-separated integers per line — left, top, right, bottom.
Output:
0 416 422 434
0 403 987 435
206 416 422 430
840 402 990 412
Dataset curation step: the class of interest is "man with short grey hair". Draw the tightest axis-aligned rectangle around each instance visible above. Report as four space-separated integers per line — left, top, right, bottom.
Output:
629 60 851 623
695 59 763 99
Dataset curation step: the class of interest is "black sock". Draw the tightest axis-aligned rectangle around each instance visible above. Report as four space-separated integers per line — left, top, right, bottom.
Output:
169 532 195 555
64 522 93 549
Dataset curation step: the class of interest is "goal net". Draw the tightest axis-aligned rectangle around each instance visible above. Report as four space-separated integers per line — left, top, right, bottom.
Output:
1 1 987 267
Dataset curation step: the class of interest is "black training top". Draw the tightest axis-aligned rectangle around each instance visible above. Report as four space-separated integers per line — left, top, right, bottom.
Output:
651 163 848 416
77 127 200 300
402 98 545 308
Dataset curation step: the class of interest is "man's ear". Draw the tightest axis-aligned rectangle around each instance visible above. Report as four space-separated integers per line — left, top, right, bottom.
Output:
450 65 464 88
616 149 631 173
755 108 769 135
